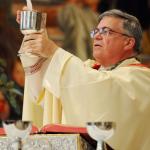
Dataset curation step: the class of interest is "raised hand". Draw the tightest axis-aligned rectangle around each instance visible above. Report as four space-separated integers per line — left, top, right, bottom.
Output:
20 30 58 58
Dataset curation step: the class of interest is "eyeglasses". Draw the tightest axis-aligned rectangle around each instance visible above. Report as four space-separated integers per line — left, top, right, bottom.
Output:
90 27 132 38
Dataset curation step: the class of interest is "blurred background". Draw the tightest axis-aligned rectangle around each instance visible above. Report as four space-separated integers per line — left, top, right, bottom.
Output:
0 0 150 123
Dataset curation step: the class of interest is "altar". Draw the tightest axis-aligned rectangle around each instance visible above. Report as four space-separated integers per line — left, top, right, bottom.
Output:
0 134 95 150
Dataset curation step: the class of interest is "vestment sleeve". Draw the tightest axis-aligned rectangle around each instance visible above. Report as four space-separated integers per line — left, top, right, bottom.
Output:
43 48 110 98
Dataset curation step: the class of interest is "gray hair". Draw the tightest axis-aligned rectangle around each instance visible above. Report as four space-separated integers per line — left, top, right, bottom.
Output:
99 9 143 53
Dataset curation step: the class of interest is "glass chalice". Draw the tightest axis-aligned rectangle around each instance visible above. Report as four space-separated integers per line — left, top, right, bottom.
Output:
2 120 32 150
86 122 116 150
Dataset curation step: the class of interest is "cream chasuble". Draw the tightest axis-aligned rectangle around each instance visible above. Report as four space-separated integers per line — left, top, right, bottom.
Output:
22 48 150 150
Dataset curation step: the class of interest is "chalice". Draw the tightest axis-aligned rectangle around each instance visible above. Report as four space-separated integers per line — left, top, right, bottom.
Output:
18 10 47 57
2 120 32 150
18 10 47 75
86 122 116 150
20 10 47 35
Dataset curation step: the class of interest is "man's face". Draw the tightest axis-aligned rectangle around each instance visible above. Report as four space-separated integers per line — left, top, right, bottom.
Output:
92 16 131 66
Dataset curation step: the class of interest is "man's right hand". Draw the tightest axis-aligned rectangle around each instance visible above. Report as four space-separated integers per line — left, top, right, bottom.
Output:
20 30 58 58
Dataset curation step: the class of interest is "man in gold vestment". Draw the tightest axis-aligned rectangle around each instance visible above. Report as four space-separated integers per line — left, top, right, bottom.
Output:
18 9 150 150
